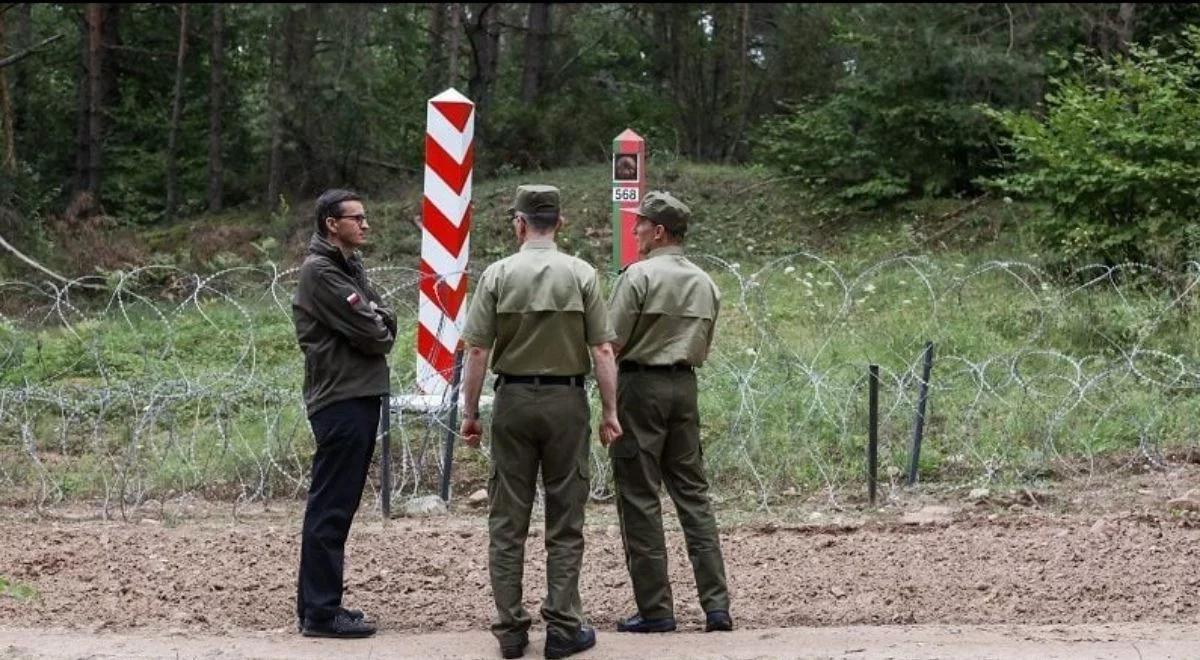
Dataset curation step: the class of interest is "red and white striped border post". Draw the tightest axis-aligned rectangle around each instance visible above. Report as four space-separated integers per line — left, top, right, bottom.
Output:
417 88 475 397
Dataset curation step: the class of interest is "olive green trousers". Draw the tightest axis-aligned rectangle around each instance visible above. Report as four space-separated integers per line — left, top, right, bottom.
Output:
610 369 729 619
488 382 591 643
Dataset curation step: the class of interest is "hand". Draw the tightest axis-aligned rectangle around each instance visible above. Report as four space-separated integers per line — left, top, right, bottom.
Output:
598 411 622 448
460 417 483 448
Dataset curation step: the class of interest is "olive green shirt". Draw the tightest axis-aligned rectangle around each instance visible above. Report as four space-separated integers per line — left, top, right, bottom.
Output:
461 238 616 375
609 246 720 367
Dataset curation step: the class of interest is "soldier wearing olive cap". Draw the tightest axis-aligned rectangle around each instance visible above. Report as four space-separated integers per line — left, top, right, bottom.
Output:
459 184 622 659
607 191 733 635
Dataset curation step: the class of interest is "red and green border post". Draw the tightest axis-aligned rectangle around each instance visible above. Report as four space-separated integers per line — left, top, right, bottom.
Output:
611 129 646 271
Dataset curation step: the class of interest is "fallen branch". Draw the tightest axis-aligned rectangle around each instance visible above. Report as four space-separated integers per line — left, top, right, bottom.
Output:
0 33 64 70
0 231 105 289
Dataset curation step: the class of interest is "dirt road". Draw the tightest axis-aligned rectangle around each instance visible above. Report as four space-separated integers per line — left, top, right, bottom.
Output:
3 623 1199 659
1 464 1198 658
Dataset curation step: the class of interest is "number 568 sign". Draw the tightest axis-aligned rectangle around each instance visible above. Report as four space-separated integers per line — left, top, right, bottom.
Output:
612 129 645 270
612 187 639 203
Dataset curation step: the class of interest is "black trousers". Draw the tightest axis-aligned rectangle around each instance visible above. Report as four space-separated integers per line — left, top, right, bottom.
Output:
296 395 381 623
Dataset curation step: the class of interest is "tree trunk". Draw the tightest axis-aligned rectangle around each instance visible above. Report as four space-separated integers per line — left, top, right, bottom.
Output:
1115 3 1136 54
101 4 120 110
651 4 707 160
165 3 188 222
283 3 319 195
0 9 14 175
466 3 500 139
75 3 106 196
329 4 366 184
265 7 283 210
6 3 32 171
519 3 551 105
708 4 736 162
446 3 461 88
726 2 751 163
425 3 445 95
85 3 105 194
207 3 224 212
648 3 753 163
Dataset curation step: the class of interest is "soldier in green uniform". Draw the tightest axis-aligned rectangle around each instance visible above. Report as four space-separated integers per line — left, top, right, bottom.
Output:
459 184 623 660
608 191 733 634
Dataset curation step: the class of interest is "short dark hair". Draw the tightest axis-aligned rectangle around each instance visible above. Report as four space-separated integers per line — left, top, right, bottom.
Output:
519 210 559 233
314 189 362 236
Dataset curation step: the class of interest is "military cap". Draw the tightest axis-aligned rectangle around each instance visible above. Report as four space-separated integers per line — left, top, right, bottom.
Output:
508 184 561 217
635 191 690 235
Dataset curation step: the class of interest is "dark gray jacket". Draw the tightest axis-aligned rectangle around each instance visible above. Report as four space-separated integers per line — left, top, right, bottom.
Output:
292 233 396 416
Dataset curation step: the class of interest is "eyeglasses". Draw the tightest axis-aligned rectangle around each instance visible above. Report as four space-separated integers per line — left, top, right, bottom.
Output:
334 214 368 226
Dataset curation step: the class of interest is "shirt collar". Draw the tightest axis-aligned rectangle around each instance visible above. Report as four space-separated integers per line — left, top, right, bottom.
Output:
520 238 559 251
308 232 353 270
646 245 684 259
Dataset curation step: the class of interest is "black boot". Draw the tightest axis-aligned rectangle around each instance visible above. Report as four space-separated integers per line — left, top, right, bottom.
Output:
499 631 529 659
301 609 377 638
616 613 677 633
705 609 733 632
545 624 596 659
297 607 366 633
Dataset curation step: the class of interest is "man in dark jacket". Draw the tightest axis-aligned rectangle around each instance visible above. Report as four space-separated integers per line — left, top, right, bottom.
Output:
291 189 396 638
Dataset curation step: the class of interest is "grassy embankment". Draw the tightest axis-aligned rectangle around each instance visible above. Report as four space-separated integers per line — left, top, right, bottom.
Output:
2 159 1197 507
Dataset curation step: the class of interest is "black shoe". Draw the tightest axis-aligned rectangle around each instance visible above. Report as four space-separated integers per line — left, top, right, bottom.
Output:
302 610 377 638
616 613 677 633
297 607 366 633
545 624 596 659
705 609 733 632
499 631 529 659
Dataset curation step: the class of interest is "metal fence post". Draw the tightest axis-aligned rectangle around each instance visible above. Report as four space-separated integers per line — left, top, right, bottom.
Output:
380 392 392 518
439 349 465 502
868 364 879 506
907 342 935 487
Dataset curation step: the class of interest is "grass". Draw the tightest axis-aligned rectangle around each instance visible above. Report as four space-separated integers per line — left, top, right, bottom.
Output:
1 160 1198 506
696 258 1200 496
0 576 38 602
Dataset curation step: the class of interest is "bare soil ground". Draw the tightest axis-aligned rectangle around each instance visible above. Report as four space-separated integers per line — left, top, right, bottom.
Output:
4 623 1200 659
1 462 1198 658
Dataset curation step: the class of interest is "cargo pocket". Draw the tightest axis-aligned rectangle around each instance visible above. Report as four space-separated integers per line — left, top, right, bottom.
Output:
487 461 499 507
577 453 593 500
609 434 639 460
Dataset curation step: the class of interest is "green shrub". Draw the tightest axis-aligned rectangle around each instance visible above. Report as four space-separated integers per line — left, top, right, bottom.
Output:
986 28 1200 265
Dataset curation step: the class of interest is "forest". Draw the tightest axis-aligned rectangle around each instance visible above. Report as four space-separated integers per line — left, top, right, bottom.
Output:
0 3 1198 277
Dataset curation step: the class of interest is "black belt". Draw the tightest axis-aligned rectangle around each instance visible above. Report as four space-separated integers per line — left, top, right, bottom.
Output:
619 362 694 373
495 374 585 389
